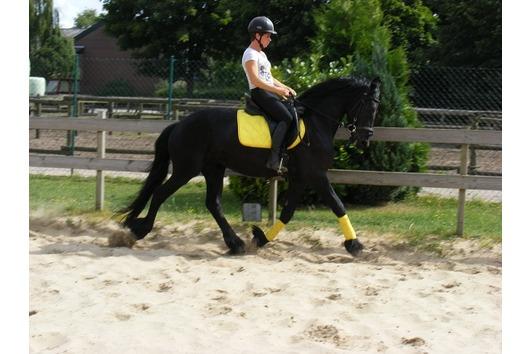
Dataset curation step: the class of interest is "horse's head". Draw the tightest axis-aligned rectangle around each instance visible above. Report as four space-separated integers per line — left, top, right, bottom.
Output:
347 77 381 149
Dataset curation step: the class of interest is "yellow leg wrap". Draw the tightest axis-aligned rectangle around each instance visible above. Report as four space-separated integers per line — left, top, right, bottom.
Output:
338 215 357 240
265 220 285 241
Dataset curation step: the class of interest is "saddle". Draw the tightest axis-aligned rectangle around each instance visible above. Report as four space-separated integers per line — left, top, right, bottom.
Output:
238 94 306 150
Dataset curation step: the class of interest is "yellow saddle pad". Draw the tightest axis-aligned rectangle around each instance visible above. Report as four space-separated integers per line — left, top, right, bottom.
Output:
237 109 306 149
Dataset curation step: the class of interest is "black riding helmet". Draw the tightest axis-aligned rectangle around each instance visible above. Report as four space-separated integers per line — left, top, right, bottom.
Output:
247 16 277 34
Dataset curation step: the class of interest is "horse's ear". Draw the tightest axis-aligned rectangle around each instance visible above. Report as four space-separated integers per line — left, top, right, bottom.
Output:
369 77 381 96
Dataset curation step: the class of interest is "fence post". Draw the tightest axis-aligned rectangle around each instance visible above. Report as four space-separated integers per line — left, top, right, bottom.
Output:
456 143 469 236
268 178 278 225
107 101 114 118
96 110 107 211
166 55 175 120
68 54 80 155
35 102 42 139
468 117 479 175
469 145 477 175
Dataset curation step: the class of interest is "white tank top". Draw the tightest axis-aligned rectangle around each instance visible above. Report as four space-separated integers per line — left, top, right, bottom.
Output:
242 47 273 89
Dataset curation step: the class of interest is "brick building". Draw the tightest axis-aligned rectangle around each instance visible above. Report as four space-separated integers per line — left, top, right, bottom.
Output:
61 22 160 96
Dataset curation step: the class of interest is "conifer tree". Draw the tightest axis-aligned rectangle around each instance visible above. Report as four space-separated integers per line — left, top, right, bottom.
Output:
29 0 74 79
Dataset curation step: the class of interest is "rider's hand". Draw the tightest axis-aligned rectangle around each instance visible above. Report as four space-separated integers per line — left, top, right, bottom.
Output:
287 87 297 96
277 87 291 98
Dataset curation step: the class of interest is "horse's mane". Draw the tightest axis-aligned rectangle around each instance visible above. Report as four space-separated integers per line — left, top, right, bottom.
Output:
298 77 370 102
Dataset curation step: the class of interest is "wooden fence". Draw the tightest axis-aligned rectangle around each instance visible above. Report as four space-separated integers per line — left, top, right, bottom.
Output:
29 112 502 236
29 95 240 120
30 95 501 176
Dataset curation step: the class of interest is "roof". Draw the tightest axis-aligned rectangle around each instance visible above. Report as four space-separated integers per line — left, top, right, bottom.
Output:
61 28 85 38
60 21 105 40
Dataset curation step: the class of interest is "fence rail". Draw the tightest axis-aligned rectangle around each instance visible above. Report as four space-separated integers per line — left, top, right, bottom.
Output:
29 155 500 191
30 116 502 145
29 114 501 235
29 95 241 120
30 95 502 128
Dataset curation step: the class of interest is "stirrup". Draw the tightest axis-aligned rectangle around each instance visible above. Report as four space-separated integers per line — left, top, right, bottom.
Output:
277 156 287 174
266 155 287 174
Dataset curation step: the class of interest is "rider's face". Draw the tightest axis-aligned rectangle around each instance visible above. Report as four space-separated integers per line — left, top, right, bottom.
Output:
256 33 272 48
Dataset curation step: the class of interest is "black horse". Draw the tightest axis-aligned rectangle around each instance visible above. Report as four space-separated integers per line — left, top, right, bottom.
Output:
121 76 381 255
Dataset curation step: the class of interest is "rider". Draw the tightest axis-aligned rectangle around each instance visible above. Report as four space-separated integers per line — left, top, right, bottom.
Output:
242 16 297 172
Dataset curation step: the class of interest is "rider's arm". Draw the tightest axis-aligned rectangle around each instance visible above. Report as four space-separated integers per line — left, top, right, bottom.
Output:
245 60 289 98
273 77 297 96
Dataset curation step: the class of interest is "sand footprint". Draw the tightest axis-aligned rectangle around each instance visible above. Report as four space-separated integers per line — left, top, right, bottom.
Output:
327 293 342 300
265 287 282 294
252 287 283 298
206 304 233 316
102 279 122 286
442 281 461 289
401 336 426 347
157 281 174 292
114 312 132 321
364 286 380 296
132 303 151 311
303 323 351 348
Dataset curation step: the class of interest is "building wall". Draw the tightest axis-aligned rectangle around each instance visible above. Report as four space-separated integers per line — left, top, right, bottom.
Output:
76 24 161 96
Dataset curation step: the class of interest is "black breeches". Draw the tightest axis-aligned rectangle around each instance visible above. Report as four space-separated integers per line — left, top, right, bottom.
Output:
251 88 294 124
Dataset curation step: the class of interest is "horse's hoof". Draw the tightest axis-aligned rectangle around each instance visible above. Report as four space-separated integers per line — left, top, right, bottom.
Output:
124 218 151 240
344 239 364 256
227 237 246 255
251 225 269 247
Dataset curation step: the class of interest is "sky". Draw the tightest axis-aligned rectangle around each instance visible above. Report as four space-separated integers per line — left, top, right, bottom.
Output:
54 0 104 28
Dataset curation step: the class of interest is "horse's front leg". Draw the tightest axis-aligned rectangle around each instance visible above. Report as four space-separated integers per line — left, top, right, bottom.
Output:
252 175 306 247
203 166 245 254
309 173 364 256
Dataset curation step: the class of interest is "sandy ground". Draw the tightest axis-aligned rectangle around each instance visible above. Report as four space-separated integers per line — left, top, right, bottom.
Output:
29 215 501 354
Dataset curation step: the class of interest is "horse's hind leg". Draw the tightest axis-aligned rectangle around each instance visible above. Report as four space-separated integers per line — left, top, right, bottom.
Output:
203 165 245 254
128 170 196 240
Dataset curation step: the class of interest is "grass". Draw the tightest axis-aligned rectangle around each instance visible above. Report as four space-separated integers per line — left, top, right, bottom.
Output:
29 174 502 250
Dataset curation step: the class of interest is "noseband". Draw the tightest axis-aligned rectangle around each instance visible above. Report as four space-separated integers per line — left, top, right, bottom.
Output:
346 92 379 141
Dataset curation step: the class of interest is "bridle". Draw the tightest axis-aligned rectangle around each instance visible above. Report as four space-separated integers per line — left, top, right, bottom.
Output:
345 92 380 141
293 88 379 142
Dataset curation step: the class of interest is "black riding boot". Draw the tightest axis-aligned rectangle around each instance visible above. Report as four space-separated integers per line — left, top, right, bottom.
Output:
266 121 288 173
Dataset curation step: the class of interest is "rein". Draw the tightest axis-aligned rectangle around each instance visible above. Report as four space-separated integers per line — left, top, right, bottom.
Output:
293 90 378 139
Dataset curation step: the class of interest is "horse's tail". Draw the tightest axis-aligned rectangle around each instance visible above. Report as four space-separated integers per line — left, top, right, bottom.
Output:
120 123 175 224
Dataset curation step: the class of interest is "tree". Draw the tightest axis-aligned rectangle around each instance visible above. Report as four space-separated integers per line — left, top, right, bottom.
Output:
102 0 236 94
219 0 328 62
102 0 325 62
31 32 75 79
423 0 501 67
29 0 54 52
102 1 233 61
29 0 74 79
312 0 428 202
100 0 333 96
381 0 437 66
74 9 101 28
310 0 383 66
